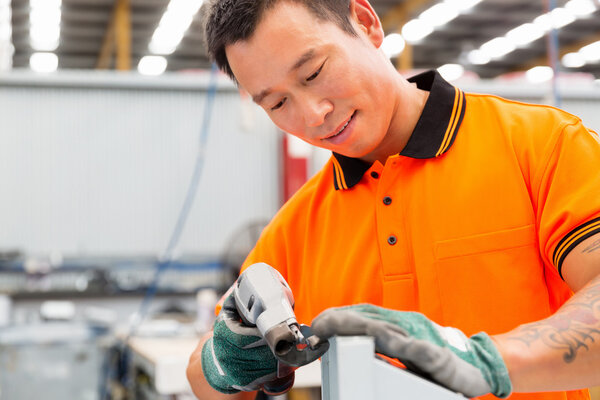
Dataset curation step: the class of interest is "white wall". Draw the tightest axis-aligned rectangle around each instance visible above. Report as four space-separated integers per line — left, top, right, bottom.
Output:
0 71 281 258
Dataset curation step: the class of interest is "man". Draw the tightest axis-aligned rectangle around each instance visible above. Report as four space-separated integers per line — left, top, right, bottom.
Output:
187 0 600 399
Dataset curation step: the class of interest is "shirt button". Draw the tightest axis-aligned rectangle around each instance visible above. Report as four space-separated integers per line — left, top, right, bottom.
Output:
370 171 379 179
387 235 397 245
383 196 392 205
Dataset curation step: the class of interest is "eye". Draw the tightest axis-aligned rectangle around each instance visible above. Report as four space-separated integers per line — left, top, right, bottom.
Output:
271 97 286 111
306 62 325 82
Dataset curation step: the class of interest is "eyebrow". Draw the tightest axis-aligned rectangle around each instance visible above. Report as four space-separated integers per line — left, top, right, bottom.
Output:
252 48 317 105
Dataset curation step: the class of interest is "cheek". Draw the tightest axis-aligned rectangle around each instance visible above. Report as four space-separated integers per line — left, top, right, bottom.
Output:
323 74 356 99
269 110 305 137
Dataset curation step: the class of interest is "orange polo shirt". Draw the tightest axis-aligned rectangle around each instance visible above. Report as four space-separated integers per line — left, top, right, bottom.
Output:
241 71 600 400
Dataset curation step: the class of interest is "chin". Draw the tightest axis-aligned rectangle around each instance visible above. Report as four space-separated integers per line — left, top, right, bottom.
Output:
348 142 381 160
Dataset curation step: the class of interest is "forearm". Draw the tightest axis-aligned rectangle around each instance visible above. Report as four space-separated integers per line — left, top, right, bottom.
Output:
493 273 600 392
186 331 256 400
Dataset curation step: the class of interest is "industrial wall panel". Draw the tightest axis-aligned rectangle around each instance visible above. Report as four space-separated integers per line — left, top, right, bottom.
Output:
460 82 600 131
0 73 280 258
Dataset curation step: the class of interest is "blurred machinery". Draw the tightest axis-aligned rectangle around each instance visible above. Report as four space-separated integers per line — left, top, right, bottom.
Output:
126 335 199 400
0 257 228 299
0 322 111 400
0 256 227 400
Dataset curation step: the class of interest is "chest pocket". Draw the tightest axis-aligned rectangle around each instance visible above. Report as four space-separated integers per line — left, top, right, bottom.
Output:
433 224 552 335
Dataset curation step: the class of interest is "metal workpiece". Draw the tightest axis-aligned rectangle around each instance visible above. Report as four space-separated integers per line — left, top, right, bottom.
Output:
321 336 466 400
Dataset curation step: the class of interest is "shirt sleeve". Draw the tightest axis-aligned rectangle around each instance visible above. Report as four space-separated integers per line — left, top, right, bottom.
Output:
535 118 600 280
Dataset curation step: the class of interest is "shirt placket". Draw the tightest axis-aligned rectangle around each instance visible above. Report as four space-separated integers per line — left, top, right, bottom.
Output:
375 156 417 310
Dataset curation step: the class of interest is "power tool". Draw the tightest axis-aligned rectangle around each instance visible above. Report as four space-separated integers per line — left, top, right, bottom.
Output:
233 262 329 393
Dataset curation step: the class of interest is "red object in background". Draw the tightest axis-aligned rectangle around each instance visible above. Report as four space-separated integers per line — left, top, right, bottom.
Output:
281 134 308 203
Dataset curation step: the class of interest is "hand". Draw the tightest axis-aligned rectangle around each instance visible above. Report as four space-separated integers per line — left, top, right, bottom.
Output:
311 304 512 398
201 294 294 394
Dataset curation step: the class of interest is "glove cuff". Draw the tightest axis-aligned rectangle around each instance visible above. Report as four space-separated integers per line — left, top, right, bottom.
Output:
201 337 240 394
471 332 513 398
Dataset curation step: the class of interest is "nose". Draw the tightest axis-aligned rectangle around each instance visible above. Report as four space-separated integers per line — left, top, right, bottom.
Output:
301 94 333 128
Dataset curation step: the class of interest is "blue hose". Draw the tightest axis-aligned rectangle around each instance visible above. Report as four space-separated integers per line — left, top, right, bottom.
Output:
101 65 221 399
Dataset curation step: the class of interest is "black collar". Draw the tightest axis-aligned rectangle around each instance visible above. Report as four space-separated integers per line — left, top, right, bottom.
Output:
332 70 466 190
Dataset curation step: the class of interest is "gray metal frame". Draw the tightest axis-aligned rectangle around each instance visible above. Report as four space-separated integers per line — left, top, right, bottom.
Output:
321 336 466 400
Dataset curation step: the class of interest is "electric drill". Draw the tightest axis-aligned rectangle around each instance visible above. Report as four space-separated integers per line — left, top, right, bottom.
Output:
232 262 329 394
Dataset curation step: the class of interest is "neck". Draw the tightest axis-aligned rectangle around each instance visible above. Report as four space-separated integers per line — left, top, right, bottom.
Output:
361 77 429 165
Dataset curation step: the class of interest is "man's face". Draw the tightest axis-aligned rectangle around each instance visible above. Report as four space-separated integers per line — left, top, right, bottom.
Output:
226 0 400 161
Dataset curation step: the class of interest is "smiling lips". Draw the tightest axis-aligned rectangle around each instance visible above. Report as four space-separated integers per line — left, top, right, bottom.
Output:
323 111 356 141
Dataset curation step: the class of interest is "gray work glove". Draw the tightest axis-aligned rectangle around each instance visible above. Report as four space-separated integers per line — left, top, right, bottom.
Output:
311 304 512 398
201 294 294 395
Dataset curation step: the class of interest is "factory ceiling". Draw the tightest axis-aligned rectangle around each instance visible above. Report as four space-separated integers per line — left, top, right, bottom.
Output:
6 0 600 78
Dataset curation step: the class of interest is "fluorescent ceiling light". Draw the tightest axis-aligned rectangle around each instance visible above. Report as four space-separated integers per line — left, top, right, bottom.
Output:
548 8 576 28
0 6 10 41
533 13 553 31
30 27 60 51
30 0 61 8
565 0 597 16
419 3 459 27
30 9 60 26
29 0 61 52
0 0 11 71
148 42 177 56
149 0 204 55
138 55 167 76
467 49 490 65
444 0 483 12
506 23 544 46
158 8 194 32
0 26 9 43
579 41 600 62
469 0 593 64
534 8 576 31
561 52 585 68
401 19 433 43
168 0 204 12
437 63 464 81
399 0 480 44
381 33 405 58
30 52 58 72
480 37 515 59
149 26 184 55
526 66 554 83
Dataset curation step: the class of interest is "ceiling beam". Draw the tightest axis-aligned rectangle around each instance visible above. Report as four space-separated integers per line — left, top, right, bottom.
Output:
96 0 132 70
96 15 115 69
114 0 132 70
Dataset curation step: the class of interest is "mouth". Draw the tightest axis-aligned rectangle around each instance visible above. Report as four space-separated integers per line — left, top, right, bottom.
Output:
323 111 356 140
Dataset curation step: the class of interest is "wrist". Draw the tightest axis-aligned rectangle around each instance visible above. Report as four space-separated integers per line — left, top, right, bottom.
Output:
490 331 533 393
471 332 512 398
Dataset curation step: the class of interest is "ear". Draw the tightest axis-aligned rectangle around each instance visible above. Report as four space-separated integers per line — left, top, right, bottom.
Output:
349 0 384 48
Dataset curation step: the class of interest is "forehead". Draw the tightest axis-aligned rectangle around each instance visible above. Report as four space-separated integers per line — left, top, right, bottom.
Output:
225 2 341 93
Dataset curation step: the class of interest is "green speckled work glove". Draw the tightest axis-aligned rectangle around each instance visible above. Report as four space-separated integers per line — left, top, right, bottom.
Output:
312 304 512 399
201 294 294 394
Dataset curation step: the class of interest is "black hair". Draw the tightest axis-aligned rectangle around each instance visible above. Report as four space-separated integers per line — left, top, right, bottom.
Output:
201 0 357 81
